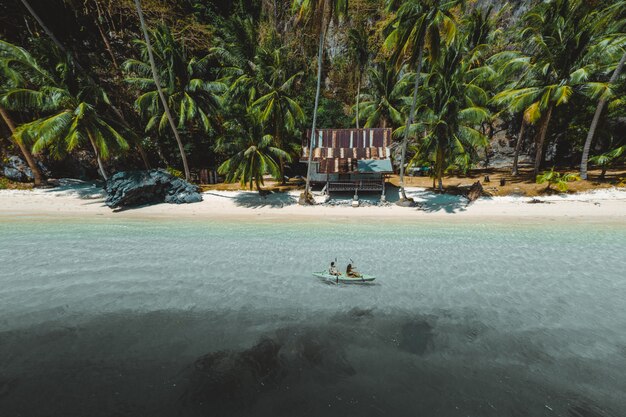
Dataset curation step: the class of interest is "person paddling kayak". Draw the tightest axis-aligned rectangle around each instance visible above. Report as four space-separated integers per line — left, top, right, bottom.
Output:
346 263 362 278
329 261 341 276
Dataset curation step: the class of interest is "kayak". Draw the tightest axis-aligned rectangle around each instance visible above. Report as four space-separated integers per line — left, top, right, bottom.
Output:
312 271 376 283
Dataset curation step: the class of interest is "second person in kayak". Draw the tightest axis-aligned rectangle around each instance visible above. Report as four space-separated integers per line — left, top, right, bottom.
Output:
346 263 362 278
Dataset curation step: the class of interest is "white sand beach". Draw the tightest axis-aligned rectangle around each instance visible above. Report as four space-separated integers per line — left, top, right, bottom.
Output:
1 181 625 224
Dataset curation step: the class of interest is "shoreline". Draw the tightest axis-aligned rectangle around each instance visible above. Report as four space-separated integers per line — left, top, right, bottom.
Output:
1 185 626 225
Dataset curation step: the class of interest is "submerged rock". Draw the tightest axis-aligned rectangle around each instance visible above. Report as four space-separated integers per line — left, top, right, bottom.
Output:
105 169 202 208
182 329 355 413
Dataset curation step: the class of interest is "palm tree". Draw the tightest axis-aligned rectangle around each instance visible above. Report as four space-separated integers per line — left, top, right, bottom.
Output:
217 109 291 193
0 40 47 186
580 50 626 180
210 15 261 105
493 0 604 175
347 26 369 128
251 46 305 183
356 62 413 129
132 0 191 181
14 101 129 180
580 0 626 179
403 44 489 191
384 0 464 201
0 40 129 180
292 0 349 202
124 25 224 137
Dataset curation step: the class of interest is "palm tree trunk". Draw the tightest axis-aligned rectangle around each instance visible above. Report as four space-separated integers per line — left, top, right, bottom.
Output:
255 175 263 194
435 146 444 192
534 104 554 176
133 0 190 181
580 51 626 180
0 105 44 186
303 28 326 199
398 42 424 201
93 6 119 70
512 118 526 176
355 69 361 129
19 0 89 74
23 0 149 177
136 142 151 170
87 131 108 180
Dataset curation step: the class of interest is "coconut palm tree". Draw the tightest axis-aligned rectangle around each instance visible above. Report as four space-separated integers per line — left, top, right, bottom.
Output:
14 100 129 180
132 0 191 180
356 62 413 129
0 40 129 180
347 26 369 128
292 0 349 202
402 44 489 191
217 109 291 193
384 0 464 201
580 50 626 180
493 0 604 175
251 46 304 183
0 40 48 186
580 0 626 180
211 15 261 105
124 25 225 137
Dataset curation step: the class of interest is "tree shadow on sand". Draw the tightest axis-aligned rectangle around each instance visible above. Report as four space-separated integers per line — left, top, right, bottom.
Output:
231 191 298 208
44 179 105 201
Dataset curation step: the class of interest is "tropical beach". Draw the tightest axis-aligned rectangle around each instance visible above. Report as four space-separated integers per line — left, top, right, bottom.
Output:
2 0 626 416
2 182 626 223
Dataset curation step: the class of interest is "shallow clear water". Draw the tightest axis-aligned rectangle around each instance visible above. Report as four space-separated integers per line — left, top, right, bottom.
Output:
0 219 625 417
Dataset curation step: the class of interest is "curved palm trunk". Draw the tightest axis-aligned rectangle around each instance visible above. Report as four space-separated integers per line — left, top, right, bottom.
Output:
534 104 554 176
87 131 108 180
274 111 286 185
355 69 361 129
512 118 526 176
21 0 88 73
303 29 326 199
0 106 44 186
23 0 150 173
398 43 424 201
133 0 190 181
580 51 626 180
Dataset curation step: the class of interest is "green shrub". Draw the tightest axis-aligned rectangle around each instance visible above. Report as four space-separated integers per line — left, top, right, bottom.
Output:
0 177 8 190
536 168 579 192
166 167 184 178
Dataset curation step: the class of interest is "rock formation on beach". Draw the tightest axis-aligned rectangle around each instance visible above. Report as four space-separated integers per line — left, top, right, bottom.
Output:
105 169 202 208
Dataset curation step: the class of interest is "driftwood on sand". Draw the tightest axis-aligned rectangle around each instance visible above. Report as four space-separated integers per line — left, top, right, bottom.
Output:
465 181 483 205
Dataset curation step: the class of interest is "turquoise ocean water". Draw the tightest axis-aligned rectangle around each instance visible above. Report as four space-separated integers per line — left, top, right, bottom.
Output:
0 219 625 416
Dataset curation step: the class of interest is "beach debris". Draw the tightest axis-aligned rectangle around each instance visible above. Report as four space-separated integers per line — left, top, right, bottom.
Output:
465 181 483 205
105 169 202 208
298 191 316 205
395 197 418 207
527 198 553 204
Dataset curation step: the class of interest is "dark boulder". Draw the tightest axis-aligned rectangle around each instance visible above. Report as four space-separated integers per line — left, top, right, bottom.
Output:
1 155 48 182
105 169 202 208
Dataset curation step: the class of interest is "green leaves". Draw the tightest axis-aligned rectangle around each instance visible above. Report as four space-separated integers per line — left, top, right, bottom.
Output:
536 168 580 192
124 25 221 135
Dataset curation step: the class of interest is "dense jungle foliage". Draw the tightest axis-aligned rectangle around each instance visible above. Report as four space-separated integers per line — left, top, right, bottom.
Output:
0 0 624 190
